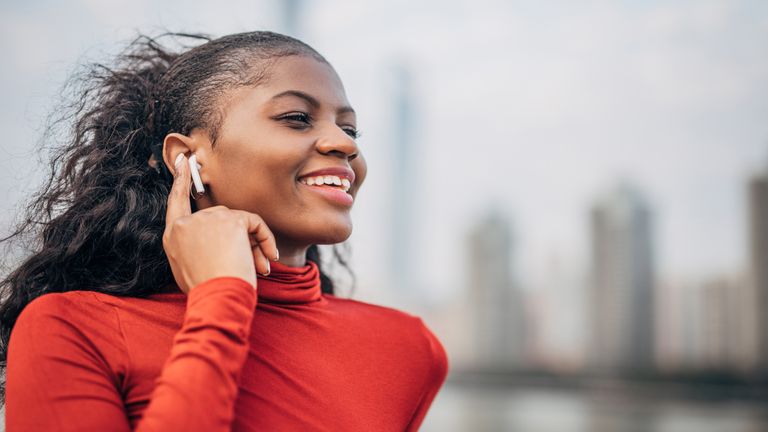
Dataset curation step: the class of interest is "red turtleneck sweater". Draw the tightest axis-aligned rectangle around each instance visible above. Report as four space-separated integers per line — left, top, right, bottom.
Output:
6 260 448 431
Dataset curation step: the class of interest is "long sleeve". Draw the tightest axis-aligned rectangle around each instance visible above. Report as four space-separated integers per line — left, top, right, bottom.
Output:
5 276 256 432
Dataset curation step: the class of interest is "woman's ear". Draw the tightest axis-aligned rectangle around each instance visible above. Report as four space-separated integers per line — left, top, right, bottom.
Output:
162 132 196 178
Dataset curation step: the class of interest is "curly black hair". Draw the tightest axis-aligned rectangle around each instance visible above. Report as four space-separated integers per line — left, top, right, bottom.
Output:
0 30 356 403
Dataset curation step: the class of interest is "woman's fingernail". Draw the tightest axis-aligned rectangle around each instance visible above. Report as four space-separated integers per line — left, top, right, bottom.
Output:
262 261 270 276
274 248 280 261
174 153 185 170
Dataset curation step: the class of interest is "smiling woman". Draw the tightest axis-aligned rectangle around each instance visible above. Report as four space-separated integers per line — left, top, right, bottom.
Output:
173 54 367 254
0 31 447 431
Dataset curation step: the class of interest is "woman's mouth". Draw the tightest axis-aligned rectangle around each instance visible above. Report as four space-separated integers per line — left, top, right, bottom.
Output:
298 175 351 192
297 175 354 206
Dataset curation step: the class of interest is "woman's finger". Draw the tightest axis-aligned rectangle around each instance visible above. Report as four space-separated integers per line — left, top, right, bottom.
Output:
232 209 279 262
164 153 192 232
252 245 270 277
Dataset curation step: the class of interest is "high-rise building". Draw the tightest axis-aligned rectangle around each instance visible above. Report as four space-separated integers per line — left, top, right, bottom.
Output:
389 63 419 300
589 182 655 373
749 171 768 372
656 273 755 373
700 276 755 371
278 0 305 38
467 210 527 368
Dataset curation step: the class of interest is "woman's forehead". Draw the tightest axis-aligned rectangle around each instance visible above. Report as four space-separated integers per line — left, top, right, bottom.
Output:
259 56 351 109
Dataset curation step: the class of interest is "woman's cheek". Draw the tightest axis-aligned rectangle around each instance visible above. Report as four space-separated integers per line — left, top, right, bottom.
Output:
352 154 367 188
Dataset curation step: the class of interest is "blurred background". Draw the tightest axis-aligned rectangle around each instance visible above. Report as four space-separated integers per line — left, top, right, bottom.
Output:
2 0 768 431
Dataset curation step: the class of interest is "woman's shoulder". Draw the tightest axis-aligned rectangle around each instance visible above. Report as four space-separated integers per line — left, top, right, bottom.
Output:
10 291 131 370
19 290 115 322
13 291 126 344
16 289 185 339
324 294 424 324
324 295 449 361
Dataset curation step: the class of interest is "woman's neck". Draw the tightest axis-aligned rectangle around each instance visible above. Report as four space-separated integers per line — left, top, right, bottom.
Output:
274 240 310 267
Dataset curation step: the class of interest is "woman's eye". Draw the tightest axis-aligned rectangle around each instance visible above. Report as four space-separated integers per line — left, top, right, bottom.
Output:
343 128 361 139
279 112 312 126
278 112 360 139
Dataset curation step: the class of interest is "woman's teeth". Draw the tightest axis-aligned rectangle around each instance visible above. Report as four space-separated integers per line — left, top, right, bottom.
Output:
299 175 351 192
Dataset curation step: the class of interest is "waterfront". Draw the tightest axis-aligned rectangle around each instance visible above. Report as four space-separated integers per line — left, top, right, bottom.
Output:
422 381 768 432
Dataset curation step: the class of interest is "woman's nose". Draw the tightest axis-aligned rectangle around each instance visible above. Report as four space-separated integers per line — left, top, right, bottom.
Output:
315 126 359 161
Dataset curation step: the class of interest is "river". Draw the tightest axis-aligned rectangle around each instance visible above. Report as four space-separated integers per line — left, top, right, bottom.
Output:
421 381 768 432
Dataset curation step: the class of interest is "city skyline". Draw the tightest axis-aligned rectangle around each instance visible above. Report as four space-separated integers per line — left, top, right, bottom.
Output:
3 2 767 429
450 173 764 375
0 1 766 371
1 2 765 312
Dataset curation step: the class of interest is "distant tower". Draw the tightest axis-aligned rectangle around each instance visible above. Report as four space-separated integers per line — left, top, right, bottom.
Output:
590 182 655 373
389 62 419 299
278 0 304 37
467 210 526 368
749 170 768 372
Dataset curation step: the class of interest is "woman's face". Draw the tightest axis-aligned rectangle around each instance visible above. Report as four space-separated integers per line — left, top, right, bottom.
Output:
185 55 367 251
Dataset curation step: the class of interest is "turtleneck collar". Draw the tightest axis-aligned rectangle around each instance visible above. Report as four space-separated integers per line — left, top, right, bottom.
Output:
255 259 323 305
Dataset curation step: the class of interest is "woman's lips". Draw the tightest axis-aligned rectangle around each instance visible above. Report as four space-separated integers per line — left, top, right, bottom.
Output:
298 166 355 184
298 182 354 207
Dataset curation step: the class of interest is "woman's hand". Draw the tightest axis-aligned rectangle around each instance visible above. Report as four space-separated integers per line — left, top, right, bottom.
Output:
162 153 279 294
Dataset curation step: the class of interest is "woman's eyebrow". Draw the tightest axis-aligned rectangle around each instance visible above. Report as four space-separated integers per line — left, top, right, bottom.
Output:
270 90 355 115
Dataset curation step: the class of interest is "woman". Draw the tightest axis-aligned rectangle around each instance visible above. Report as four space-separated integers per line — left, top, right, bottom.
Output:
1 31 448 431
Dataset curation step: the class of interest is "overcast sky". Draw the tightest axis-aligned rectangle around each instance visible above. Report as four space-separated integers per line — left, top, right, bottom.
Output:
2 0 767 309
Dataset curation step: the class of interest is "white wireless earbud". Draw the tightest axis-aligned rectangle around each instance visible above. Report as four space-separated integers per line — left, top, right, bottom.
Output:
188 153 205 195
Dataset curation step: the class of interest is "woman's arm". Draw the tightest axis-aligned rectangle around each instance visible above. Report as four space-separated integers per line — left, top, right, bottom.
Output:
6 137 275 431
5 276 256 432
135 276 256 430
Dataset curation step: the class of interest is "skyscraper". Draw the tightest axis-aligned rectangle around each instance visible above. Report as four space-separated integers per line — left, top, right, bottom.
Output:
749 171 768 372
589 182 656 373
278 0 304 38
467 210 526 368
389 62 419 300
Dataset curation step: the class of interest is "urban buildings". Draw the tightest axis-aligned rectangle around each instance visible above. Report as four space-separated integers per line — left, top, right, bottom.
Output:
589 183 656 373
467 210 527 368
749 169 768 373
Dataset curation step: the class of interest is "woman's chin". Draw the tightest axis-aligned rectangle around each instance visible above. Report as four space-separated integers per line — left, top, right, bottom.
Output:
307 220 353 245
268 213 353 247
317 228 353 245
